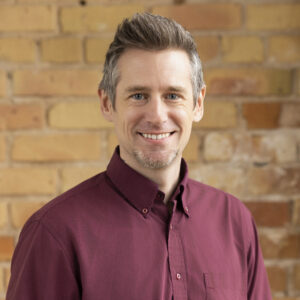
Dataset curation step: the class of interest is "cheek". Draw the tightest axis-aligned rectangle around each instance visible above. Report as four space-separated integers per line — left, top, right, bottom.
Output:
117 110 143 134
171 108 194 128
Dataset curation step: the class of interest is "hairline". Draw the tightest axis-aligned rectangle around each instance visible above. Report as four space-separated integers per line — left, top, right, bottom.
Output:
98 13 204 109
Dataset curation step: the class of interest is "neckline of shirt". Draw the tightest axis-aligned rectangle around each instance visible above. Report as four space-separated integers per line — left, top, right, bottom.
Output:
106 147 190 218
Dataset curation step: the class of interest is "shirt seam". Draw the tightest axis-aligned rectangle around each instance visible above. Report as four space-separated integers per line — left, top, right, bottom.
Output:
35 173 104 222
39 219 78 280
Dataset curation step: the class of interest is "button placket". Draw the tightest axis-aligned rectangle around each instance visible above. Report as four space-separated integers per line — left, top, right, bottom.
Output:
167 202 188 299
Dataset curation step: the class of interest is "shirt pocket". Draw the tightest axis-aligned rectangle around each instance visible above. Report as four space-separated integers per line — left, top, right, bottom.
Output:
203 272 247 300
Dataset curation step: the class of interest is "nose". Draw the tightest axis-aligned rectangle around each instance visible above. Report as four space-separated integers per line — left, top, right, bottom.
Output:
145 95 168 124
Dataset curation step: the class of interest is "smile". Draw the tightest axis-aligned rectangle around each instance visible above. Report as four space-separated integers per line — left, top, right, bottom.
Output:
139 132 172 140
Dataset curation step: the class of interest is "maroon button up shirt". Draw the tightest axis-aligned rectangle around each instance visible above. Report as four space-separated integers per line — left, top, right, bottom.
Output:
7 148 271 300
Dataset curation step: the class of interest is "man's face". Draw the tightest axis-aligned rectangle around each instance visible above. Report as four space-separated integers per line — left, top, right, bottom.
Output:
101 48 205 170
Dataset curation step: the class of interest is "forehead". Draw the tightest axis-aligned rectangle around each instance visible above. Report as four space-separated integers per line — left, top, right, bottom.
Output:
116 48 193 92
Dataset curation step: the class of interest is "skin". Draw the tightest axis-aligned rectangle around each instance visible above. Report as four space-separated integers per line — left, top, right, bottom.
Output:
99 48 206 203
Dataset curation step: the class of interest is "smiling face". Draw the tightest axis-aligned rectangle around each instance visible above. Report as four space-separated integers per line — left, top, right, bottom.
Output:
100 48 205 171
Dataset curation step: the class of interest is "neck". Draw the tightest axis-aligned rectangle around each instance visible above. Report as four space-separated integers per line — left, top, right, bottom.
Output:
120 150 182 204
140 160 181 204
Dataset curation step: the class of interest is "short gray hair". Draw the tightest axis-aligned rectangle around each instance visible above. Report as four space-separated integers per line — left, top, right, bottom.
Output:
99 13 204 108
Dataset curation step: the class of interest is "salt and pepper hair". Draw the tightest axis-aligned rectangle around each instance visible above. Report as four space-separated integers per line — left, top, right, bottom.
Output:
99 13 204 108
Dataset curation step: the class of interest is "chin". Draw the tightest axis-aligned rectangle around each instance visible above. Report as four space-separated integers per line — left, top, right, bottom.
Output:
133 149 179 169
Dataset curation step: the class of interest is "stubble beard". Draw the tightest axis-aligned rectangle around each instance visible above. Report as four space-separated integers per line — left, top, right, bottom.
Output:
133 149 179 169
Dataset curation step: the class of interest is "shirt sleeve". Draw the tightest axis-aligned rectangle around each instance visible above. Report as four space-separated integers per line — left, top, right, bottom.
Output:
6 219 81 300
246 215 272 300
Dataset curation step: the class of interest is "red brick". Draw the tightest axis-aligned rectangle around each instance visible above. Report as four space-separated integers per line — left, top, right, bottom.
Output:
294 199 300 226
0 237 14 261
13 70 99 96
243 103 281 129
266 265 287 292
0 104 44 130
260 233 300 259
206 69 291 96
153 4 241 30
244 201 290 227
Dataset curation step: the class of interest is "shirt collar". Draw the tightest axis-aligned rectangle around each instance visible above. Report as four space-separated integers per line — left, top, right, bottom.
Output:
106 147 190 217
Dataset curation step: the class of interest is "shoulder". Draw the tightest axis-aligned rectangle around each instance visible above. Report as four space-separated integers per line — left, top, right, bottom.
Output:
186 178 255 249
187 178 246 206
186 178 252 227
21 171 108 235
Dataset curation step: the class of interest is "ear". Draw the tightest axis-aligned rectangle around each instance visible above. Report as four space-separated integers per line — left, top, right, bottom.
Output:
193 85 206 122
98 89 114 122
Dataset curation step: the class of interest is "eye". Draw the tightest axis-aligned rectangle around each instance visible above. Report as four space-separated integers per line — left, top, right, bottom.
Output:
166 93 180 100
131 93 146 100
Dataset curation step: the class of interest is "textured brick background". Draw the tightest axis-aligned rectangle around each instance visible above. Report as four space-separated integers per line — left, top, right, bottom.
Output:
0 0 299 298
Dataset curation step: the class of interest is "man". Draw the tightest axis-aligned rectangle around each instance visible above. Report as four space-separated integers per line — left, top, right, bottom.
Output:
7 13 271 299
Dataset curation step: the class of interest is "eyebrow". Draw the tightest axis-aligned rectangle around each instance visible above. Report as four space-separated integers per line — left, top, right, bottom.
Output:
166 86 187 93
125 86 151 93
124 85 187 94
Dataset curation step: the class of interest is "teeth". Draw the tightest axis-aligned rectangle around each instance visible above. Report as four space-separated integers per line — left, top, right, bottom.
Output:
141 133 171 140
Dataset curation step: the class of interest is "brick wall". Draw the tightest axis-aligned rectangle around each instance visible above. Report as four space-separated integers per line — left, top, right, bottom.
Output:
0 0 299 298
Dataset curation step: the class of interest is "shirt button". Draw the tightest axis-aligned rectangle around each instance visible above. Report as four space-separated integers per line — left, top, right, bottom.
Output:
176 273 182 280
142 208 148 214
184 206 189 213
170 224 173 230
